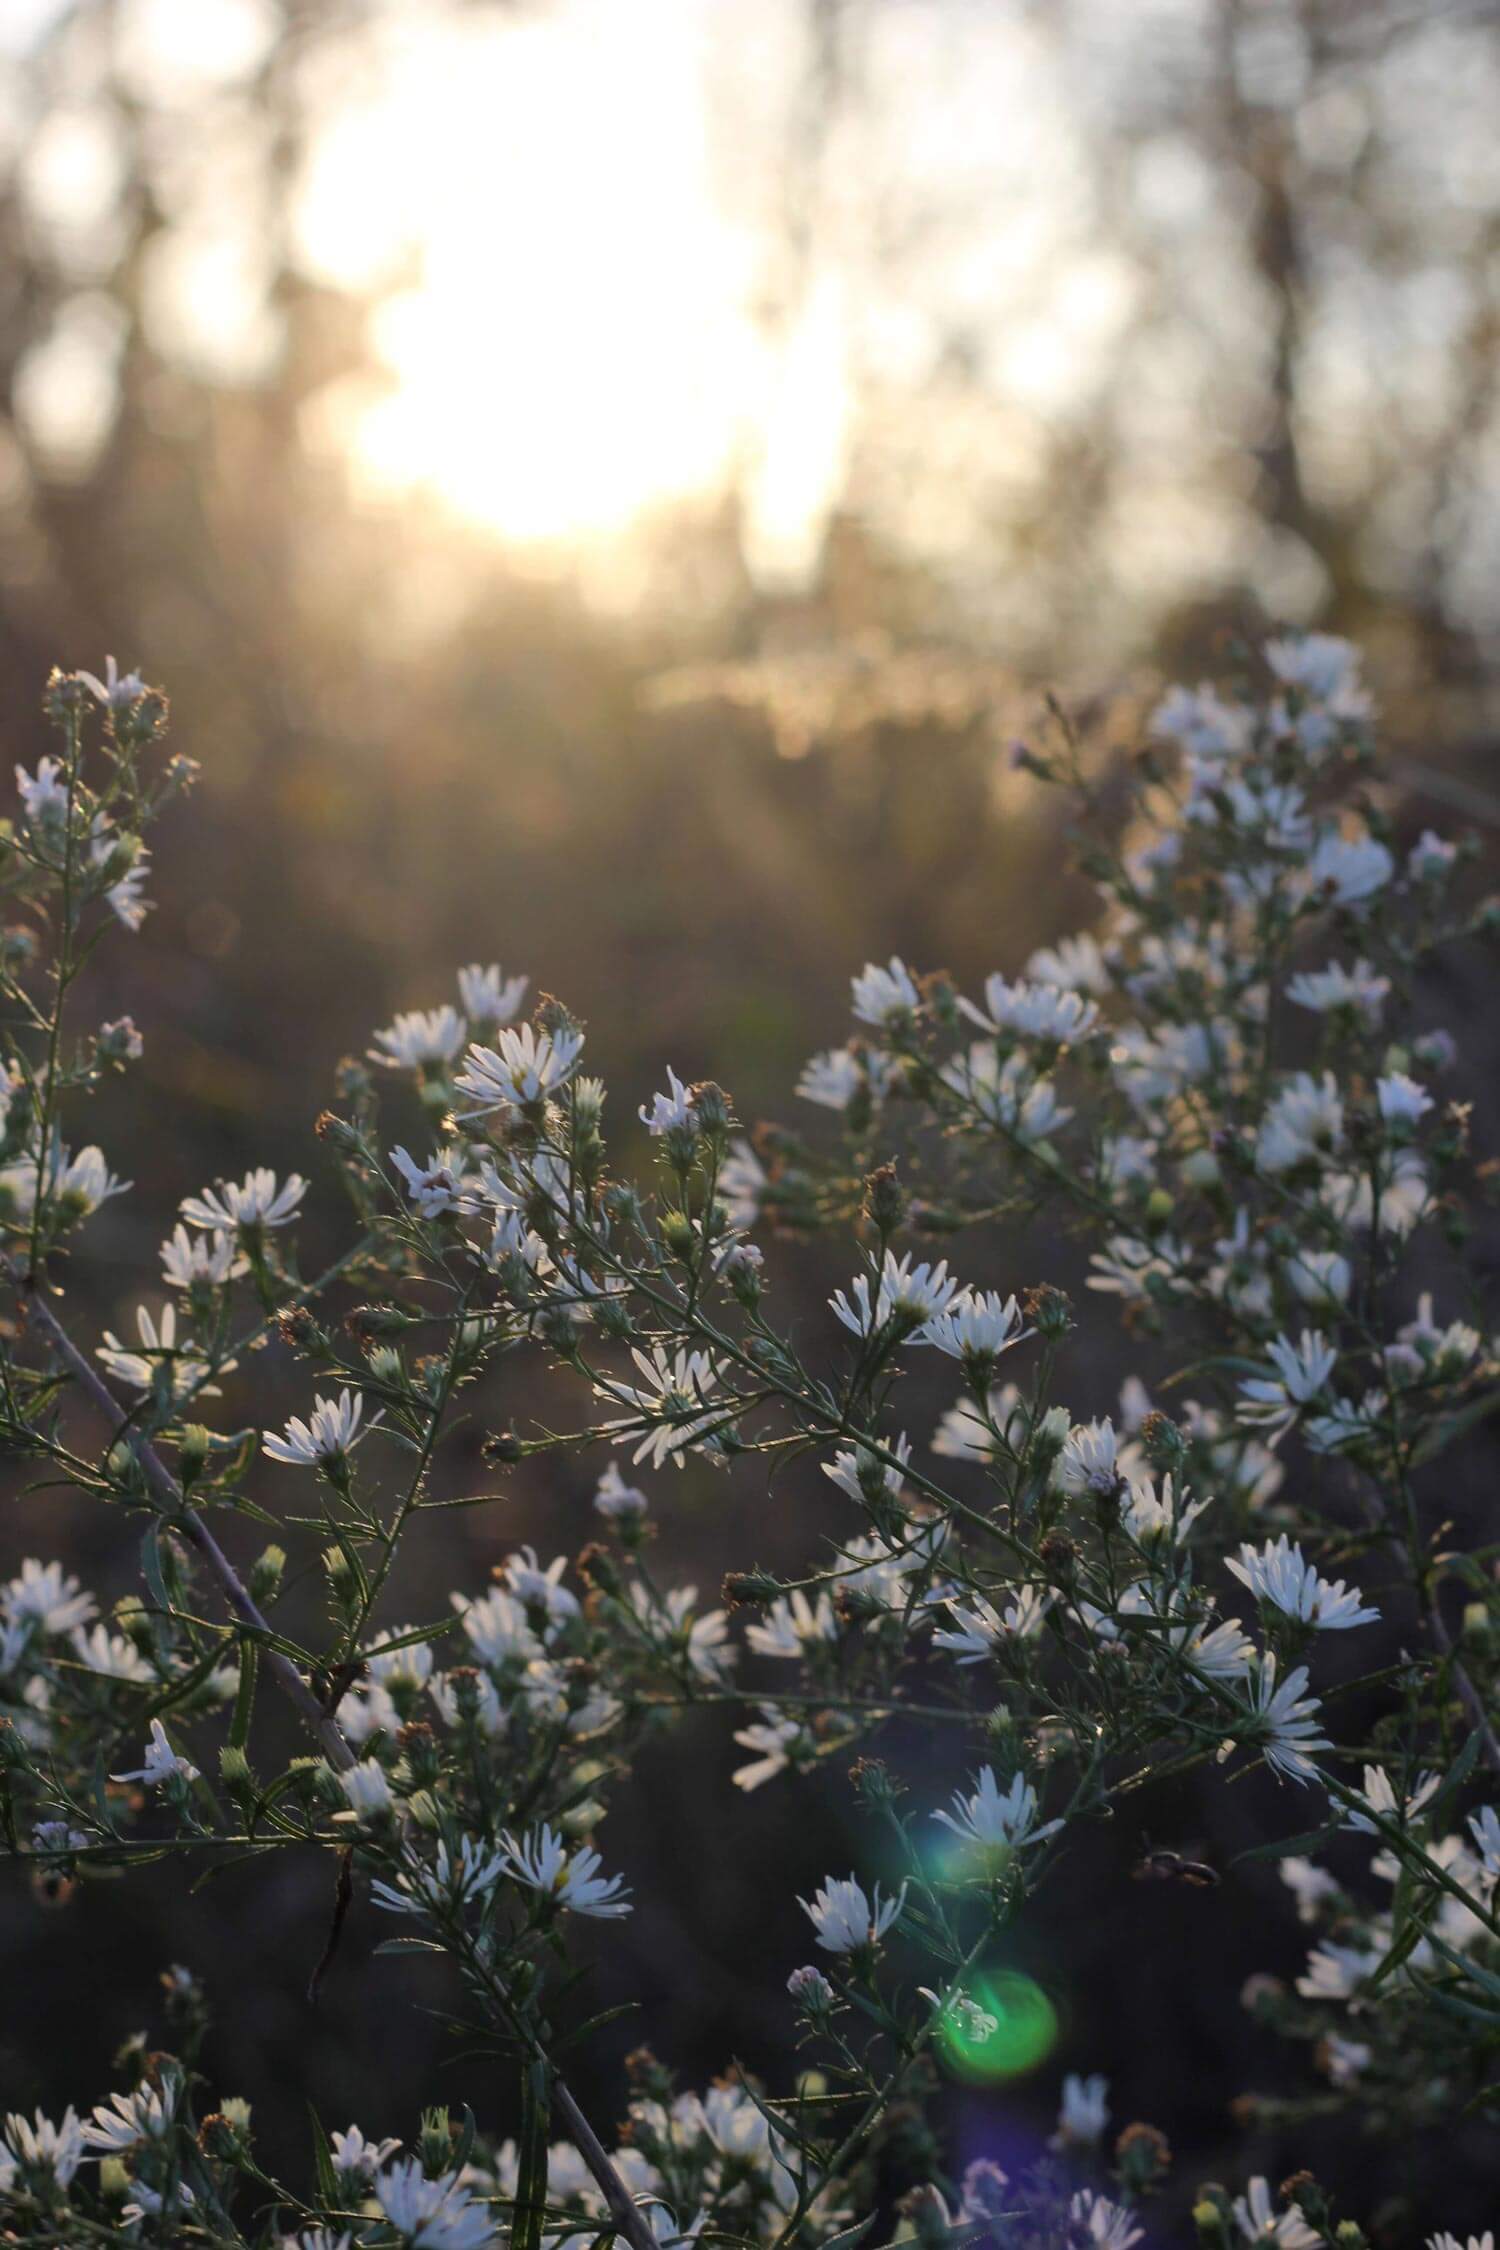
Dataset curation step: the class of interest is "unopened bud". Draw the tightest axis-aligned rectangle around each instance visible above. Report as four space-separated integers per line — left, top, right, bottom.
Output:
862 1163 906 1237
248 1545 286 1605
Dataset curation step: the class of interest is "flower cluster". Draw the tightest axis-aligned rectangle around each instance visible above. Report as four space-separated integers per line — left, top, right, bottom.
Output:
0 647 1495 2247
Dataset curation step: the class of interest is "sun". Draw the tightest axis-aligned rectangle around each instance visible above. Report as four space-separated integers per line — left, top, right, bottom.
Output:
300 4 846 571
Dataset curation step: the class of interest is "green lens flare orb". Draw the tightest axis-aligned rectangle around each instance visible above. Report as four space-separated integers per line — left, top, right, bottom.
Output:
934 1970 1058 2084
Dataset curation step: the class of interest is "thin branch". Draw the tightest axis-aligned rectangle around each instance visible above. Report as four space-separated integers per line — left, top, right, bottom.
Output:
4 1256 352 1771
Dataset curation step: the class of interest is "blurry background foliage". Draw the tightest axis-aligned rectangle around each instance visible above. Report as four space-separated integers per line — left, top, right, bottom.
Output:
2 0 1500 2225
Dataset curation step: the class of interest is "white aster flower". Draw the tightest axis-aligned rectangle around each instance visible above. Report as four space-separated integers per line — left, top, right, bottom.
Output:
452 1587 543 1671
454 1023 584 1113
336 1759 395 1825
822 1432 911 1507
390 1144 469 1217
640 1067 697 1137
717 1138 767 1227
1025 931 1109 992
1279 1856 1340 1924
627 1582 735 1681
943 1039 1071 1141
732 1708 803 1792
1341 1764 1441 1836
1256 1071 1343 1173
1057 1418 1122 1499
70 1622 153 1682
1122 1473 1210 1547
1049 2072 1109 2150
800 1872 906 1953
915 1289 1024 1369
1151 682 1253 760
499 1822 632 1918
80 2080 177 2152
330 2123 402 2180
370 1836 507 1919
598 1344 722 1468
1265 632 1364 705
499 1545 580 1631
31 1820 90 1861
97 1301 217 1399
1376 1070 1433 1127
1235 1654 1330 1785
15 755 70 824
159 1222 238 1289
829 1250 960 1339
932 1383 1021 1462
1282 1247 1351 1308
89 829 152 929
1321 1148 1430 1239
1296 1938 1375 2005
428 1668 507 1737
959 974 1099 1044
797 1044 897 1110
1467 1805 1500 1882
374 2157 498 2250
1184 1617 1256 1680
1285 958 1389 1020
457 963 528 1026
111 1717 199 1789
2 2105 83 2185
1070 2189 1143 2250
1227 1536 1378 1631
932 1587 1050 1662
594 1462 649 1519
5 1559 95 1636
850 955 918 1027
78 654 146 709
364 1628 436 1694
180 1167 306 1234
1304 829 1393 908
1233 2175 1321 2248
747 1590 838 1659
370 1006 468 1072
1237 1331 1337 1438
933 1766 1059 1855
263 1387 381 1469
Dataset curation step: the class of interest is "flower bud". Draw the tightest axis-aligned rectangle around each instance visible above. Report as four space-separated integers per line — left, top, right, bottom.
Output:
248 1544 286 1605
1116 2122 1171 2191
314 1110 365 1154
1023 1284 1073 1339
420 2107 456 2177
861 1163 906 1238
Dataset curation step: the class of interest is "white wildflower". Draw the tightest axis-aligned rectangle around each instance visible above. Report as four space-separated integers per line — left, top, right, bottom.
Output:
264 1387 380 1469
111 1717 199 1789
1233 2175 1321 2248
933 1766 1059 1856
454 1023 584 1113
800 1873 905 1953
180 1168 306 1234
499 1823 632 1918
850 956 918 1028
1234 1655 1330 1785
1049 2072 1109 2150
457 964 528 1026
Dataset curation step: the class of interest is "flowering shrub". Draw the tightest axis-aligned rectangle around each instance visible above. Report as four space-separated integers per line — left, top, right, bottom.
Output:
0 642 1496 2249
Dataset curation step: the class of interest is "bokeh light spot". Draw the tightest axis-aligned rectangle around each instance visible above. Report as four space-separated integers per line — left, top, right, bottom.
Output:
934 1970 1057 2085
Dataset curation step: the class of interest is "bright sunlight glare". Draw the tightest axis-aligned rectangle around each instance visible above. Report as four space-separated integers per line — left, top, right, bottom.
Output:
307 3 849 572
